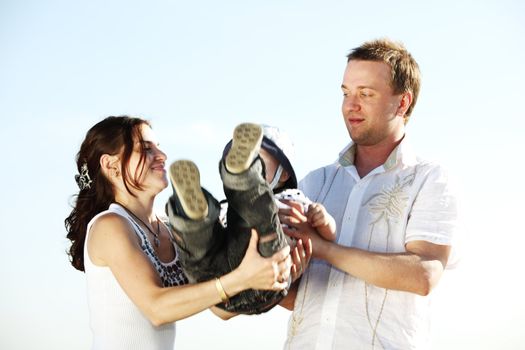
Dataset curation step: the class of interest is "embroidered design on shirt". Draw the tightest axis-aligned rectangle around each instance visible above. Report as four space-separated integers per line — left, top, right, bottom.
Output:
362 169 417 349
287 267 309 341
365 171 415 224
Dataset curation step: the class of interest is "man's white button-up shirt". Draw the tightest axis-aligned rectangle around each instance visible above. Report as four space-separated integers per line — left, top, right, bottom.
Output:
285 137 461 350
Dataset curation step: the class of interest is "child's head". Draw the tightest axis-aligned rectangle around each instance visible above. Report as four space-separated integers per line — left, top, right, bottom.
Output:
259 124 297 190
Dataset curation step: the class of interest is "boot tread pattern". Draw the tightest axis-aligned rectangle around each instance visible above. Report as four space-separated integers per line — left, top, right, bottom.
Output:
169 160 208 220
225 123 263 174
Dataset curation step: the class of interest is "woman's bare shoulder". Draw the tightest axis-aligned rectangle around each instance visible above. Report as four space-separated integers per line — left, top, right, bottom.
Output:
88 212 139 265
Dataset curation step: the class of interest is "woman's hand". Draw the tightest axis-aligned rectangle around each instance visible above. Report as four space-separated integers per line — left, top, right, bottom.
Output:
290 238 312 282
278 200 313 281
236 229 291 291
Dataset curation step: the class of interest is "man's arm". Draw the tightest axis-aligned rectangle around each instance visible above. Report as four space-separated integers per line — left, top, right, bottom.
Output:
282 210 450 296
279 282 299 310
316 237 450 296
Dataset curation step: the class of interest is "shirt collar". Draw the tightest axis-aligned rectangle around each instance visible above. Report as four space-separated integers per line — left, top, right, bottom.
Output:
337 134 418 170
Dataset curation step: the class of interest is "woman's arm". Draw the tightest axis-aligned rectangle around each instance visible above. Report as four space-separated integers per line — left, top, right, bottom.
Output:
209 306 237 320
88 214 291 326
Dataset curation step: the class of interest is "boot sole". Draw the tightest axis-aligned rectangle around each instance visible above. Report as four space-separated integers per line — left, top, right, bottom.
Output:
225 123 263 174
169 160 208 220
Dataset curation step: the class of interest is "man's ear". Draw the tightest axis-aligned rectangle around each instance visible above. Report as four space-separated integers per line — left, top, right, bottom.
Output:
396 91 413 118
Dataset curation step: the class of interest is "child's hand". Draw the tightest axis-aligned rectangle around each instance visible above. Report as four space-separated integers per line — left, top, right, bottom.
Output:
306 203 336 241
307 203 331 228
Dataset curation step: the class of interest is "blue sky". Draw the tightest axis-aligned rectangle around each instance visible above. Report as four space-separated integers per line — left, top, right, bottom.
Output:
1 1 524 349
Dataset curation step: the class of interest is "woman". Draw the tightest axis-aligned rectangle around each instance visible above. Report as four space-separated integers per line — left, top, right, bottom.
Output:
65 116 294 349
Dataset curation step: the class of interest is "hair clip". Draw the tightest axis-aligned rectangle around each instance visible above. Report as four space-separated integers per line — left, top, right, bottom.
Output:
75 162 93 190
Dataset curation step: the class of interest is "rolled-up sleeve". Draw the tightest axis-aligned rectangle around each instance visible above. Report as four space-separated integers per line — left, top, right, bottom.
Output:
405 164 462 268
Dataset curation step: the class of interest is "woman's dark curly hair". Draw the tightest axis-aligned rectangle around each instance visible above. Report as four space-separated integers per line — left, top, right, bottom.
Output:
65 116 151 271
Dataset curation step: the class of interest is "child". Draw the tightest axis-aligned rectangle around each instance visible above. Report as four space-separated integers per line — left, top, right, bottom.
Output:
165 123 335 315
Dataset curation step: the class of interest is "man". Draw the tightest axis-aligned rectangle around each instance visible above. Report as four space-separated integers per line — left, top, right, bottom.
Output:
281 39 461 349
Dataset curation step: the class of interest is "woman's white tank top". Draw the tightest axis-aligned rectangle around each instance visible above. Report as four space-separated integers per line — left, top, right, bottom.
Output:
84 203 187 350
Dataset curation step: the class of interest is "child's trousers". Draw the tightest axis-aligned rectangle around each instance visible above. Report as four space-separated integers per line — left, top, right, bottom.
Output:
167 158 290 314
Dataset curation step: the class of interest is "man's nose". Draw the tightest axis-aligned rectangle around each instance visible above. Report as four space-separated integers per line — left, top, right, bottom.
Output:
343 94 360 112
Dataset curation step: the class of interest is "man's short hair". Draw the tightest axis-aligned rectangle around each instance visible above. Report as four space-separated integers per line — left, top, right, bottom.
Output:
347 38 421 120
